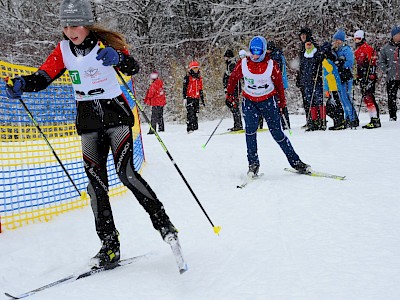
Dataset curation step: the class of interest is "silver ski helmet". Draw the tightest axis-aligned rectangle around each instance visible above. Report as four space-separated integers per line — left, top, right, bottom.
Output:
60 0 94 27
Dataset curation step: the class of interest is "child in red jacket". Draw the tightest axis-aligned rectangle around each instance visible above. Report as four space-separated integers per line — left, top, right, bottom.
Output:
144 72 166 134
183 61 204 133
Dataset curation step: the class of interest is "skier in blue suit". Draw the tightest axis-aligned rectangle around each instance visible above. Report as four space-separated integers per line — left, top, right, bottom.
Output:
332 29 359 128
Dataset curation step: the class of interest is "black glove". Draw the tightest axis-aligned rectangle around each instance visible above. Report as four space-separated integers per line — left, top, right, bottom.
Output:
5 77 25 99
334 56 345 67
225 94 237 109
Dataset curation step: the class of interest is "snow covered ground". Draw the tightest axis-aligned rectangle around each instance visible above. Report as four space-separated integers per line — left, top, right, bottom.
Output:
1 113 400 300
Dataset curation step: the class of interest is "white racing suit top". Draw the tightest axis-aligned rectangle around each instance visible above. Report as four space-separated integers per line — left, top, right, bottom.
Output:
60 40 121 101
241 58 275 98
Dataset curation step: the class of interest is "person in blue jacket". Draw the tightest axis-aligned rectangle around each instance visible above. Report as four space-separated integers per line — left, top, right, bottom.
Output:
332 29 359 128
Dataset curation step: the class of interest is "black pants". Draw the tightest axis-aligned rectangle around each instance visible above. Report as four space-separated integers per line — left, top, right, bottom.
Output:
387 80 400 119
326 91 344 126
229 98 243 129
150 106 164 132
186 97 199 131
301 87 310 121
81 125 171 241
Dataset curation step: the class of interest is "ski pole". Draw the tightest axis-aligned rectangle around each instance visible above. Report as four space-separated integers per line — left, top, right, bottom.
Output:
306 63 321 129
202 114 225 148
5 78 82 197
100 50 220 235
281 109 292 135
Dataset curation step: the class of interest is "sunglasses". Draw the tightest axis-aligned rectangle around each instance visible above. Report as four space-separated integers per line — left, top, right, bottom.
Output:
250 48 263 55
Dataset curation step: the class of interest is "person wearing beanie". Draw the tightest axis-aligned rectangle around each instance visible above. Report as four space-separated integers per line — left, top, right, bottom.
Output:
353 30 381 129
296 27 317 127
332 29 359 128
144 71 167 134
183 61 204 133
299 37 326 131
225 35 311 178
223 49 243 131
6 0 181 269
378 25 400 121
333 29 346 42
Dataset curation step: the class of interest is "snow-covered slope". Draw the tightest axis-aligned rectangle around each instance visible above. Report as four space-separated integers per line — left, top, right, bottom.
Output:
1 114 399 300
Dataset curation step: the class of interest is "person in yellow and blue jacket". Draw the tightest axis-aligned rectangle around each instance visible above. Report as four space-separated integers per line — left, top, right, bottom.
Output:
320 41 346 130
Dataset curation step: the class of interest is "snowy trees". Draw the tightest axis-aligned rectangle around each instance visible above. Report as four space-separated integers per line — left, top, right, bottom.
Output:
1 0 399 119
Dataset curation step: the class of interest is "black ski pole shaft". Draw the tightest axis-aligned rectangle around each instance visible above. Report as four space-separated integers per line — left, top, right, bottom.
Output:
20 99 81 197
202 114 224 149
305 64 321 127
281 110 292 135
6 78 81 196
113 67 221 235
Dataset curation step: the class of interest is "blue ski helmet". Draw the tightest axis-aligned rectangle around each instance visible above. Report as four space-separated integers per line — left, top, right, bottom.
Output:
249 36 267 62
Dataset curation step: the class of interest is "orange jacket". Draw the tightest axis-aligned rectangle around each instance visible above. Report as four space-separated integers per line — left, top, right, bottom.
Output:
183 74 203 99
144 78 166 106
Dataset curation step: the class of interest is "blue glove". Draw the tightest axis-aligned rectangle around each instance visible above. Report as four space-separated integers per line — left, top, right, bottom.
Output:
96 47 121 66
6 77 25 99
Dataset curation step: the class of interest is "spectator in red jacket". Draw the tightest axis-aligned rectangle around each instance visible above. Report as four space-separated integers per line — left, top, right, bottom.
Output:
226 36 310 177
183 61 204 133
353 30 381 129
144 71 167 134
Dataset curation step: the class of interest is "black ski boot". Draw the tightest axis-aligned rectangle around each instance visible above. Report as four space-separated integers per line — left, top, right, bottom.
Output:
292 160 311 174
90 230 120 268
329 120 346 130
247 163 260 178
228 126 243 132
362 117 381 129
152 210 178 244
349 119 359 129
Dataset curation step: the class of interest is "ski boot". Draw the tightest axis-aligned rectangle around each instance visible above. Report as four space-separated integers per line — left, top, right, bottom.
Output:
90 230 120 269
305 120 319 132
247 163 260 178
362 117 381 129
152 210 178 244
349 119 359 129
228 126 243 132
292 160 311 174
329 120 346 131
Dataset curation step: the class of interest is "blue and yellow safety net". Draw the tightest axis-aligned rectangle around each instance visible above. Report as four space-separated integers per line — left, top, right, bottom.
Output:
0 60 144 231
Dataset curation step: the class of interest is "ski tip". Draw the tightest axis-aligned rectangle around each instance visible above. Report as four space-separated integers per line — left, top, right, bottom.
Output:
5 293 20 299
201 144 206 149
213 226 222 235
179 264 189 274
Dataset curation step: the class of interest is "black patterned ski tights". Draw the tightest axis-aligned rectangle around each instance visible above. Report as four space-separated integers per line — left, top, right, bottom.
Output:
81 125 170 241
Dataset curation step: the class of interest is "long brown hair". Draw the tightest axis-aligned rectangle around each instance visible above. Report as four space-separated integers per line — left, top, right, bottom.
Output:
87 25 130 51
62 24 130 51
